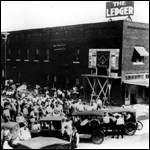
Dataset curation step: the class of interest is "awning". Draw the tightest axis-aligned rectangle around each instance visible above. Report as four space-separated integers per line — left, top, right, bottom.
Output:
123 79 149 87
134 46 149 56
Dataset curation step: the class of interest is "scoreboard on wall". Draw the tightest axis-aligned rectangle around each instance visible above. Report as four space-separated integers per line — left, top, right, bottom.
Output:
88 49 119 70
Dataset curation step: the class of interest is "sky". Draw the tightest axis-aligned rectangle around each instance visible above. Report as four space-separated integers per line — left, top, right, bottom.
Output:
1 1 149 32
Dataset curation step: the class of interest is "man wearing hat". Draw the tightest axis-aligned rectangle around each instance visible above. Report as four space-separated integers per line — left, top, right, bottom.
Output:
116 113 125 139
109 113 117 138
103 112 110 136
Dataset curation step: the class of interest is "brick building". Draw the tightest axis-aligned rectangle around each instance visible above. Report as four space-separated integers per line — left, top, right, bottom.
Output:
1 20 149 105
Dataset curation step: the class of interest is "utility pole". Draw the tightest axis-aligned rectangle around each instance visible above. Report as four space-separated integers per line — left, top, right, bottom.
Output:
2 32 10 81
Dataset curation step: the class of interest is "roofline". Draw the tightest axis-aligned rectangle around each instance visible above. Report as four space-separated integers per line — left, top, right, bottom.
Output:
1 20 149 33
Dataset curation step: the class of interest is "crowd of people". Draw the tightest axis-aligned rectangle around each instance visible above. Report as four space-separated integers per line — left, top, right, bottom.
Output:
1 80 134 149
1 80 105 149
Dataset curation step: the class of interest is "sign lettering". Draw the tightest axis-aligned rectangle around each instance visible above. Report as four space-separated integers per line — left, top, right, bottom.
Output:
106 1 134 18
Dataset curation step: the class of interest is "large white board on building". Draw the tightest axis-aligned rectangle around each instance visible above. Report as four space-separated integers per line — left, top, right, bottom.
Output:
89 49 120 70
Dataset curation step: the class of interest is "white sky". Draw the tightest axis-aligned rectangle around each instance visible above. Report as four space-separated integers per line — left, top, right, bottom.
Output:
1 1 149 32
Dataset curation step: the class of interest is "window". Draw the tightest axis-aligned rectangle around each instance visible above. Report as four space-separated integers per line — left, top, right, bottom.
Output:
138 75 141 79
45 49 49 61
132 46 149 65
46 75 49 82
16 49 20 60
34 49 39 60
76 48 80 55
75 78 80 85
1 70 4 78
52 75 57 88
73 48 80 63
45 74 50 85
126 73 149 81
7 49 11 60
132 56 144 64
25 49 29 60
66 77 69 84
53 76 57 82
75 48 80 61
17 72 20 83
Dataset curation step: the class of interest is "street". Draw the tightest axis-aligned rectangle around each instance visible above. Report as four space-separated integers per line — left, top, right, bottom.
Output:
77 119 149 149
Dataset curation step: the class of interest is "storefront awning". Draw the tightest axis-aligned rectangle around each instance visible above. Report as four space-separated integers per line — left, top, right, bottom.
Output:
123 79 149 87
134 46 149 56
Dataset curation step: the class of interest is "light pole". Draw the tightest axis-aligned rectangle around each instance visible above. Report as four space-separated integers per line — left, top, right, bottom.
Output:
2 32 10 81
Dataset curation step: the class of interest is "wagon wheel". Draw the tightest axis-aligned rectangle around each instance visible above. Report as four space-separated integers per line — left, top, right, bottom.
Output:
136 121 143 131
124 123 136 136
91 130 104 144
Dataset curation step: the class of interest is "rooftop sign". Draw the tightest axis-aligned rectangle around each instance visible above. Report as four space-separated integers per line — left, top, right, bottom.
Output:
106 1 134 18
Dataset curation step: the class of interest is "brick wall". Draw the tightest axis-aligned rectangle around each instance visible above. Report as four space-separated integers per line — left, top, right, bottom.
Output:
1 20 149 103
3 21 124 88
122 21 149 80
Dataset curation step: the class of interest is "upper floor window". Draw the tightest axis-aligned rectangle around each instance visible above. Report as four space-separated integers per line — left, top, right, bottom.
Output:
16 49 20 60
34 49 39 61
73 48 80 63
76 48 80 55
132 57 144 64
45 74 50 84
75 78 80 86
7 49 11 60
25 49 29 60
132 46 149 65
45 49 49 61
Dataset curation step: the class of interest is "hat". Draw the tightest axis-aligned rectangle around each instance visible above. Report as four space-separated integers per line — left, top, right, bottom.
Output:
72 126 77 131
64 125 69 129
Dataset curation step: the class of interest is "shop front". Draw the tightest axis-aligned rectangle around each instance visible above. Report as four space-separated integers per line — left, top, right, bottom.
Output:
124 73 149 105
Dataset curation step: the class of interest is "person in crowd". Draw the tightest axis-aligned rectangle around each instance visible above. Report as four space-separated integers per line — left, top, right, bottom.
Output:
2 127 13 149
3 103 11 122
96 97 103 110
116 113 125 139
18 123 31 141
70 126 79 149
90 99 97 110
109 113 117 138
23 104 29 120
80 117 89 126
57 88 63 99
33 102 40 120
76 99 84 112
16 112 26 127
31 121 40 130
45 103 53 116
125 112 132 122
102 96 108 107
103 112 110 136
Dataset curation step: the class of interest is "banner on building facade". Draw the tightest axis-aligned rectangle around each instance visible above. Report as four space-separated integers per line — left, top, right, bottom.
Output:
89 49 119 69
110 49 119 70
106 1 134 18
89 49 97 68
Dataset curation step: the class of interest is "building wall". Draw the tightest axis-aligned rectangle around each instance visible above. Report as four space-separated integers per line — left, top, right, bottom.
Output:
1 20 149 104
122 21 149 79
121 21 149 105
3 21 124 88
